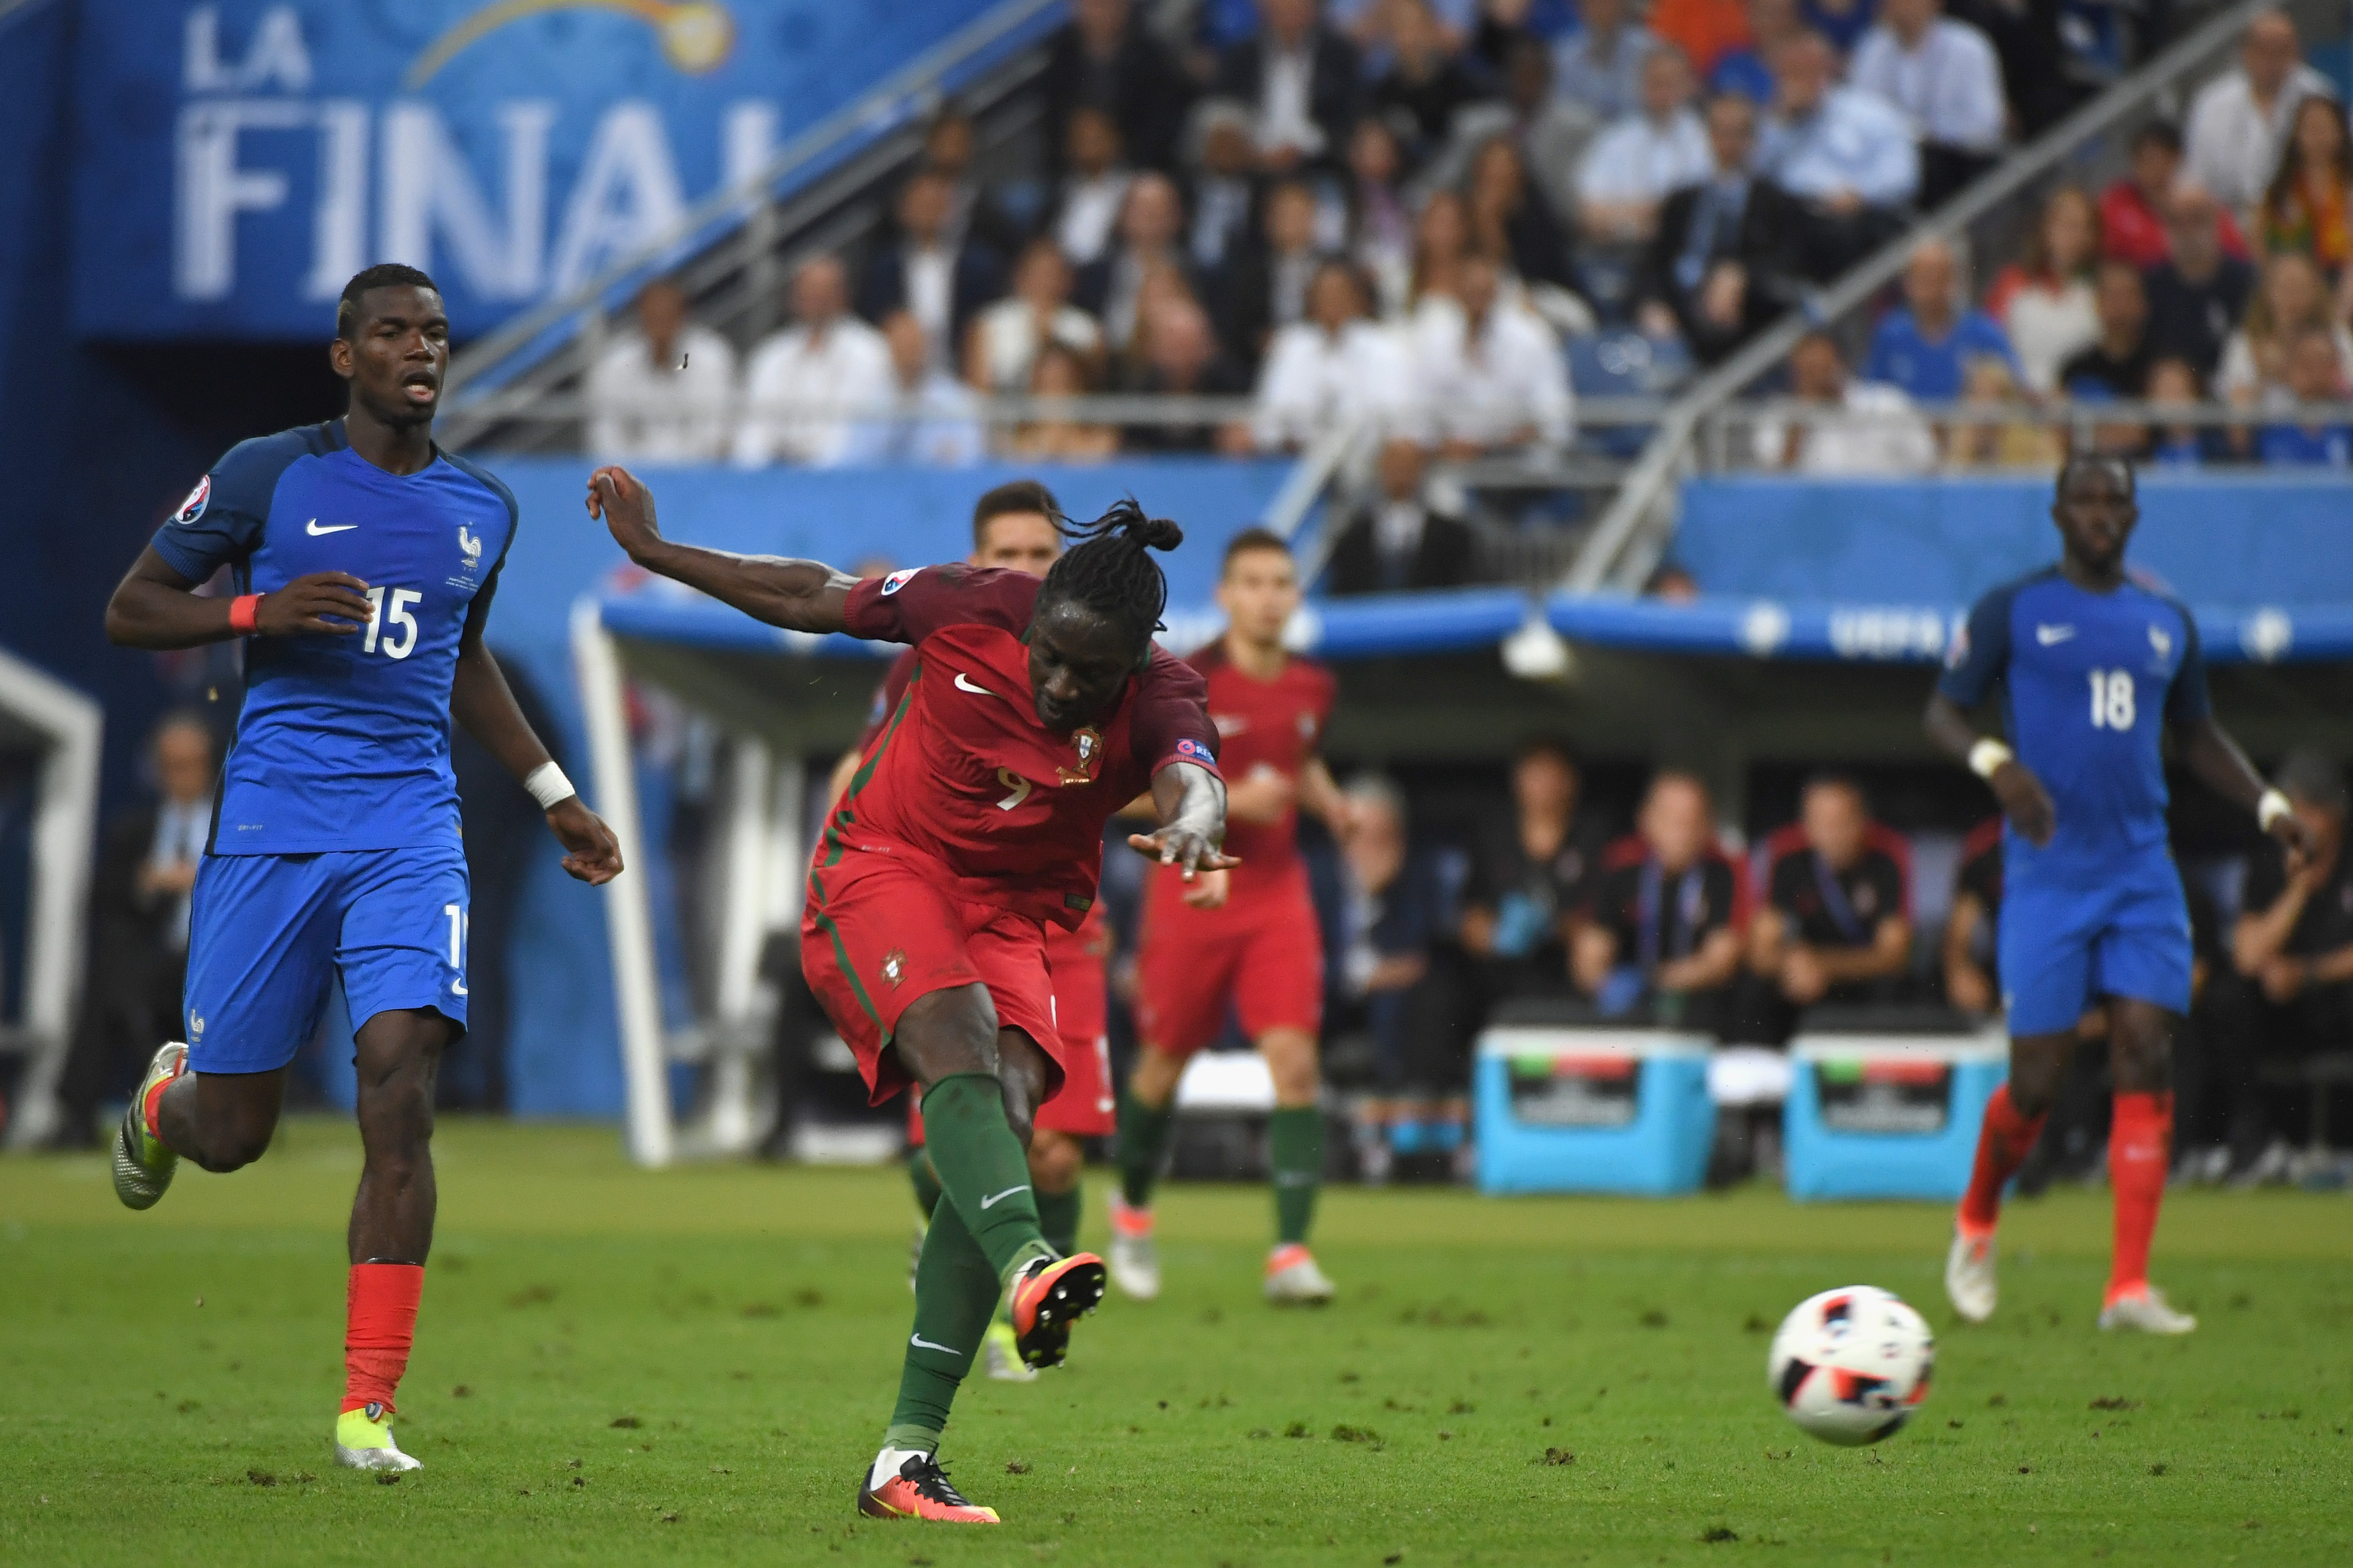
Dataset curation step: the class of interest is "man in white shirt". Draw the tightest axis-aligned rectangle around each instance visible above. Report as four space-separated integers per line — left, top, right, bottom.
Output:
1215 0 1364 172
1051 105 1134 267
1577 46 1713 246
2184 9 2337 219
1751 328 1936 475
1413 254 1575 455
1849 0 2005 209
585 279 736 463
1757 31 1919 276
1251 258 1420 450
846 310 986 466
733 256 894 468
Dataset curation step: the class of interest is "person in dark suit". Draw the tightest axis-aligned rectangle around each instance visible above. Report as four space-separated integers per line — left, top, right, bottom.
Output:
54 712 215 1146
1041 0 1196 176
1116 295 1255 452
1634 94 1810 364
1323 436 1479 595
1215 0 1364 173
856 167 1006 369
1214 177 1325 367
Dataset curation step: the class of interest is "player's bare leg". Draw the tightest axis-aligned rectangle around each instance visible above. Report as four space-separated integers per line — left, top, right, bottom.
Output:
861 986 1104 1524
334 1008 452 1471
1947 1029 2070 1323
1257 1026 1334 1303
1110 1042 1190 1299
2096 999 2194 1333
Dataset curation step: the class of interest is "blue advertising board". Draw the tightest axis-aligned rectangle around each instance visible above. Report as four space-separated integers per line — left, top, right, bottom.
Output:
70 0 1007 340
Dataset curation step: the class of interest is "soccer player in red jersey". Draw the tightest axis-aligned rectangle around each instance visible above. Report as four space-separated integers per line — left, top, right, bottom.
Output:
1114 529 1350 1304
826 480 1125 1382
589 467 1230 1525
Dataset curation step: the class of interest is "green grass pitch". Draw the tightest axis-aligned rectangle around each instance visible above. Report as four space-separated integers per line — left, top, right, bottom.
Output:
2 1119 2348 1566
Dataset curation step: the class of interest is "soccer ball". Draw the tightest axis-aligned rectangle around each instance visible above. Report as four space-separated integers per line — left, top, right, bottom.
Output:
1767 1286 1934 1446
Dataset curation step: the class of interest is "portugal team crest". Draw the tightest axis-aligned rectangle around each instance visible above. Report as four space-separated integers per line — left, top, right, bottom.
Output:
1057 726 1104 786
880 948 906 987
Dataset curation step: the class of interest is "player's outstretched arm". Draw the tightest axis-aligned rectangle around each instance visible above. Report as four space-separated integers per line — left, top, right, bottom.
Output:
586 466 855 634
2177 714 2314 869
1127 762 1241 883
452 578 623 887
104 547 373 650
1924 691 2056 847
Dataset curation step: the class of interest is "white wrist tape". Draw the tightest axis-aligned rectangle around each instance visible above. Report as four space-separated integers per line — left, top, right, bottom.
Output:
524 762 577 810
2258 788 2293 832
1967 739 2014 780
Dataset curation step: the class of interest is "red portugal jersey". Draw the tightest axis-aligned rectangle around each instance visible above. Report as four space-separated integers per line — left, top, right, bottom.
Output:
833 565 1221 929
1191 641 1336 897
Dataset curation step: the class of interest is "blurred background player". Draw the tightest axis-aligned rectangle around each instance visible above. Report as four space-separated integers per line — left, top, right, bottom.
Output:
1114 529 1348 1304
825 480 1120 1382
1930 455 2313 1336
592 471 1228 1525
101 265 624 1471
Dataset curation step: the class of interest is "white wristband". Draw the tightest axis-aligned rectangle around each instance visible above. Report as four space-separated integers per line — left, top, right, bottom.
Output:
524 762 577 810
2258 788 2293 832
1967 739 2014 780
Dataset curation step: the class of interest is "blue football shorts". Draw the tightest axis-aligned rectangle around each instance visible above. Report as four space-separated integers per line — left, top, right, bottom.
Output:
1998 850 2193 1036
182 844 470 1074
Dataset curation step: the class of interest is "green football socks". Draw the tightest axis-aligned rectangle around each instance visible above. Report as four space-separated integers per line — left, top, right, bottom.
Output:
906 1147 942 1219
1117 1087 1176 1210
1269 1106 1322 1246
919 1074 1051 1284
884 1196 1000 1453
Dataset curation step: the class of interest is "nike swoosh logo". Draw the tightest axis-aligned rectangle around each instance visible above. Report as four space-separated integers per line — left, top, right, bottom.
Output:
978 1184 1031 1209
954 671 1001 698
909 1333 963 1354
2035 625 2075 645
307 519 357 535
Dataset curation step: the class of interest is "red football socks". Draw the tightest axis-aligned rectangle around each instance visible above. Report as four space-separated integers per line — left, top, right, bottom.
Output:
343 1263 425 1414
2106 1092 2172 1304
1958 1084 2047 1235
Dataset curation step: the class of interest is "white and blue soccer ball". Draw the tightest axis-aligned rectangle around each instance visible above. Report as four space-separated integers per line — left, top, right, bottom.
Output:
1767 1286 1934 1446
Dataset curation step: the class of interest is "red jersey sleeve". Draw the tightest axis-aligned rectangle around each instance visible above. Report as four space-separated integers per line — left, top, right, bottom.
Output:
841 564 1039 645
1130 645 1222 778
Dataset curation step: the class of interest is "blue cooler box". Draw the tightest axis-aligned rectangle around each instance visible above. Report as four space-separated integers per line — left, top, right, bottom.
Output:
1784 1032 2008 1201
1475 1027 1716 1194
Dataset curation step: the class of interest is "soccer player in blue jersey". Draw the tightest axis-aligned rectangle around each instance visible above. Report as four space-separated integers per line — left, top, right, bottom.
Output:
103 264 622 1469
1928 456 2310 1335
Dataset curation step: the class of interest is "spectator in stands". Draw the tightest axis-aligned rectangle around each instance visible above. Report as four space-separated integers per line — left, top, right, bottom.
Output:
1552 0 1661 122
1006 341 1120 461
2260 96 2353 286
1799 0 1874 54
1740 774 1914 1045
1431 32 1601 237
1756 31 1920 278
1372 0 1498 168
857 168 1005 370
2143 180 2255 384
1251 257 1418 450
1460 739 1607 1000
1848 0 2004 210
1412 252 1575 454
964 237 1107 395
2218 250 2353 412
2256 325 2352 467
1984 186 2101 395
916 109 1022 257
1042 0 1196 176
2183 8 2336 221
1118 296 1255 452
1185 101 1264 277
585 278 736 463
1646 561 1702 600
1948 355 2061 470
1941 815 2003 1017
1079 172 1202 353
733 256 893 467
2102 122 2251 272
1217 0 1365 172
2057 259 2154 400
848 310 986 466
1634 92 1807 365
56 713 215 1147
2144 357 2219 469
1652 0 1755 81
1576 46 1713 249
1048 105 1133 269
1709 0 1800 106
1572 769 1745 1027
1345 118 1418 314
1324 434 1479 593
1218 177 1325 363
1752 329 1937 474
1408 187 1474 309
1466 134 1575 291
1862 235 2019 402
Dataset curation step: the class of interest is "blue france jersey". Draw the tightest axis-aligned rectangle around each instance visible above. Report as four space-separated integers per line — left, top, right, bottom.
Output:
149 420 517 856
1938 568 2209 882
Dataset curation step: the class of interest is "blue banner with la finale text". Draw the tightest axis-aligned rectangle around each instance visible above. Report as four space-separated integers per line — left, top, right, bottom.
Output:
70 0 1008 341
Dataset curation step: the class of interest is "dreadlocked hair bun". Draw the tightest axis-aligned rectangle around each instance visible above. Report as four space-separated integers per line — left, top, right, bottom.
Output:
1038 498 1182 656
